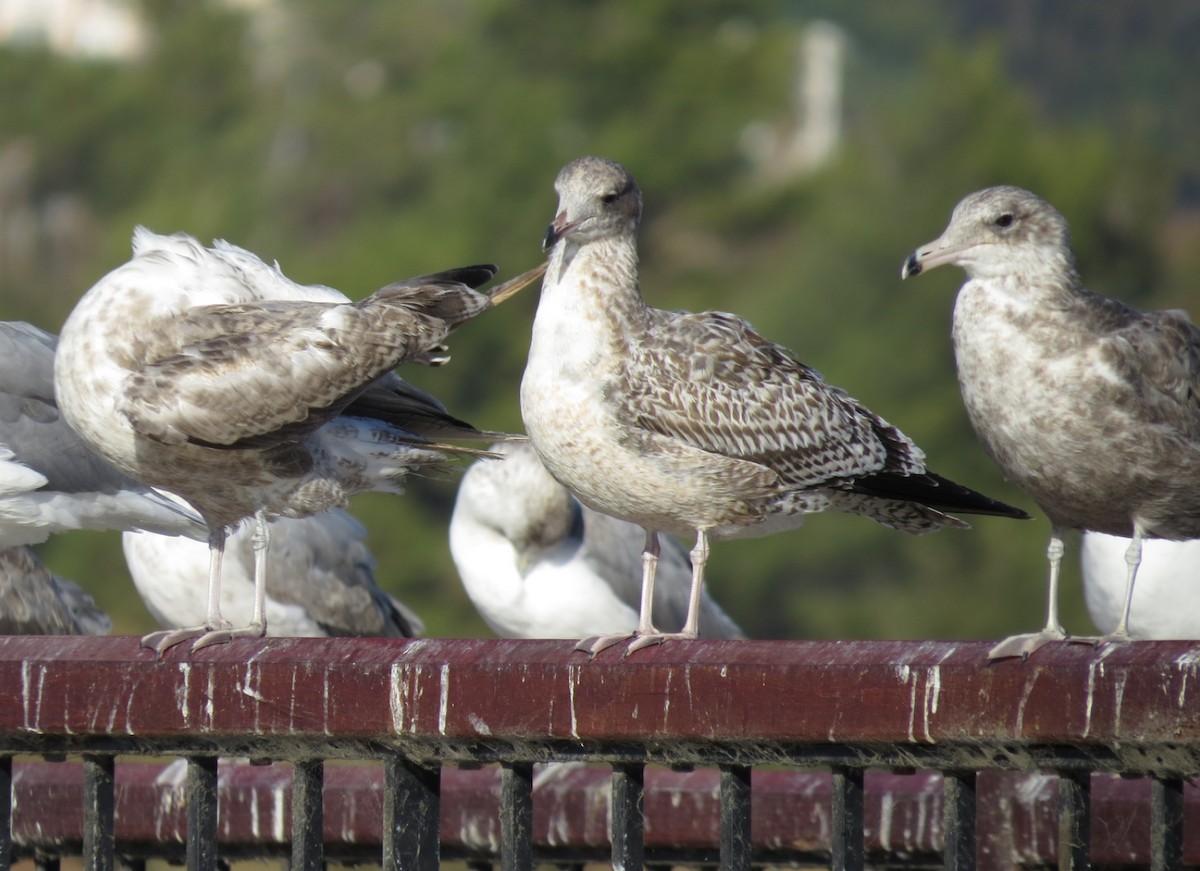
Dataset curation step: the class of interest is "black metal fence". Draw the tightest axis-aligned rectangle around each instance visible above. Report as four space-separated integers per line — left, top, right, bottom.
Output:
1 636 1198 870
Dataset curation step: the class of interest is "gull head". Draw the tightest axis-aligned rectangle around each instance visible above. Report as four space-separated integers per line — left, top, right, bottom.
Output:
901 186 1073 283
543 156 642 252
454 442 578 573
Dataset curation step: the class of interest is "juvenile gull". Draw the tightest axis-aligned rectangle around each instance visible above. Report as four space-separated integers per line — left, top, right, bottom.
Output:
1082 533 1200 640
902 185 1200 658
0 321 205 546
521 156 1028 654
55 227 543 653
124 505 422 638
0 546 112 635
450 442 744 640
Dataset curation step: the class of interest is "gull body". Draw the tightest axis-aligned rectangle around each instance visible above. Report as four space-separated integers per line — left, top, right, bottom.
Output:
0 321 204 546
1081 532 1200 640
903 185 1200 658
0 545 111 635
450 442 744 639
124 506 421 638
521 157 1028 653
55 227 540 652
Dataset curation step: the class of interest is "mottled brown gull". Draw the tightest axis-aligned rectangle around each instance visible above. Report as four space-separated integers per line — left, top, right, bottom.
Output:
55 227 544 653
450 442 744 640
902 185 1200 659
124 505 422 638
0 321 205 546
521 156 1029 654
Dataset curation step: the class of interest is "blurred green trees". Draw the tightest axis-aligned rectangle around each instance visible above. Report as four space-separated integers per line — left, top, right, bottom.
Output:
1 1 1195 640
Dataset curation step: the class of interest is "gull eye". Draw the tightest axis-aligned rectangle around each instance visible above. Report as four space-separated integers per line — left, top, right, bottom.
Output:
994 213 1015 229
601 191 620 204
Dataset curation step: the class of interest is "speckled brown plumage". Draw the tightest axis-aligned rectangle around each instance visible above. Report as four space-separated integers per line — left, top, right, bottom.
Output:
54 227 540 652
521 157 1026 654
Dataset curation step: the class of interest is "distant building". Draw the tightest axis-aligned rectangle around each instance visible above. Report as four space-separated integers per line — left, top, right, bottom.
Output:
0 0 147 61
742 20 847 182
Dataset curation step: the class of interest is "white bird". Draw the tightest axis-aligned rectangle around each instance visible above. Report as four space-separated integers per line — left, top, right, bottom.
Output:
450 442 744 640
902 185 1200 659
1081 532 1200 640
124 506 422 638
520 156 1028 654
55 227 543 653
0 545 111 635
0 321 204 546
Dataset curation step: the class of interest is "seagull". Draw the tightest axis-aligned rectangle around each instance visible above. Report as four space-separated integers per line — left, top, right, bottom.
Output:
902 185 1200 659
1081 532 1200 640
450 441 745 640
55 227 544 653
0 545 112 635
0 321 205 546
520 156 1029 654
124 505 422 638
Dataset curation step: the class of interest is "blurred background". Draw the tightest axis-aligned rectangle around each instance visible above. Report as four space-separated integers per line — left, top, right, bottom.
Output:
2 0 1197 640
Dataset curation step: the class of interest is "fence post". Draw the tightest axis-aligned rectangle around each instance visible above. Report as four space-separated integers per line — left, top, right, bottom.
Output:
611 764 644 871
500 763 533 871
832 767 864 871
1057 770 1090 871
291 759 324 871
943 771 976 871
186 757 219 871
0 756 11 871
384 756 440 871
1150 775 1183 871
82 755 114 871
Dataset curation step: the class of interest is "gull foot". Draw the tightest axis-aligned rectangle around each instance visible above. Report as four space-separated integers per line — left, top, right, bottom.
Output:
988 628 1073 661
142 626 220 655
574 633 634 656
625 630 698 656
191 622 267 651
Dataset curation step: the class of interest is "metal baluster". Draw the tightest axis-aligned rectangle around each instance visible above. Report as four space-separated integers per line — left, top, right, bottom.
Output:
611 764 644 871
83 754 115 871
383 756 440 871
1057 770 1090 871
500 762 533 871
291 760 324 871
1150 775 1183 871
832 767 864 871
0 756 10 871
943 771 976 871
719 765 752 871
186 757 219 871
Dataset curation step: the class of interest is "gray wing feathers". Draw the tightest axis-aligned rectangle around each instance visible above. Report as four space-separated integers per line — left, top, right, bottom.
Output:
0 546 112 635
235 510 420 637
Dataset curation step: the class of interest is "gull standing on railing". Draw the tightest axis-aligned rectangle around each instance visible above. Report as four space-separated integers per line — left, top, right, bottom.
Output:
55 227 544 653
521 156 1028 654
903 185 1200 658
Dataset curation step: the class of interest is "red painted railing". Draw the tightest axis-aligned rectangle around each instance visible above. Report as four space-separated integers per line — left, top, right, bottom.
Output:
1 636 1198 870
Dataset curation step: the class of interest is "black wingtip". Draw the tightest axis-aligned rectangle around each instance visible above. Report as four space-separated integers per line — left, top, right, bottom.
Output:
851 470 1031 520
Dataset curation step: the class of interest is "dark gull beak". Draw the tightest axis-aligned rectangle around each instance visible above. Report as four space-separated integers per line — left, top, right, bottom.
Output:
900 235 966 279
542 210 581 252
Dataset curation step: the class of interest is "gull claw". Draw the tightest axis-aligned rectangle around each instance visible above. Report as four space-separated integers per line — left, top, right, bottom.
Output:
987 627 1071 661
